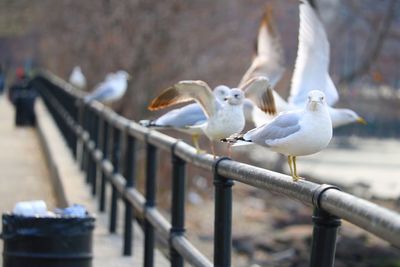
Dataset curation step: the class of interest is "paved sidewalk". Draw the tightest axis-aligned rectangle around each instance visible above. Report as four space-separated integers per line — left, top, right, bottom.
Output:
0 97 168 266
0 97 57 265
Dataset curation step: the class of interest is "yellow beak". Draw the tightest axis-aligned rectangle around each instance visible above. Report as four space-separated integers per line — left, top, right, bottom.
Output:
357 117 367 125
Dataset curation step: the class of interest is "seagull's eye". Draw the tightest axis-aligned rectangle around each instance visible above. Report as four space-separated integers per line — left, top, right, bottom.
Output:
234 94 239 98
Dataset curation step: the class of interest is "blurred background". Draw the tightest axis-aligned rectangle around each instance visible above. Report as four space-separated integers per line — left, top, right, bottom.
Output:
1 0 399 127
1 0 400 266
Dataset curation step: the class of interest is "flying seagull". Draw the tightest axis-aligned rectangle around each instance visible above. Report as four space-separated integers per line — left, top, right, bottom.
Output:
243 0 366 128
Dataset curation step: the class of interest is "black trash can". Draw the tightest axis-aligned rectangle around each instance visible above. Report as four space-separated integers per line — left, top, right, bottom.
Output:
1 214 95 267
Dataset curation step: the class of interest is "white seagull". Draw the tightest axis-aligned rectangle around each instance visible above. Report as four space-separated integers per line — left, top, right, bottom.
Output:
239 6 285 127
148 76 275 156
84 70 130 104
69 66 87 90
235 90 332 181
140 85 230 153
244 0 366 128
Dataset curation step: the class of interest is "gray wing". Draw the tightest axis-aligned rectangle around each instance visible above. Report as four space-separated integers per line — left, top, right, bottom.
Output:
85 84 114 102
244 112 301 146
154 103 207 128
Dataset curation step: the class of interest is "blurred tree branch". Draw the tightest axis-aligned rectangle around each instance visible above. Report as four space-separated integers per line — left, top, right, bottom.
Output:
338 0 398 85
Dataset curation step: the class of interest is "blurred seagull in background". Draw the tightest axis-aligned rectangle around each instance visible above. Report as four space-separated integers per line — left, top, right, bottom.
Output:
69 66 87 90
140 85 230 153
242 1 366 128
84 70 130 104
239 6 286 127
239 6 285 88
148 76 275 157
233 90 332 181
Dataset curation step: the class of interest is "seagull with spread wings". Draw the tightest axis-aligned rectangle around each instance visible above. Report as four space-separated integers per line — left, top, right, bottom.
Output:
240 6 286 127
140 85 230 153
242 0 366 128
148 76 275 156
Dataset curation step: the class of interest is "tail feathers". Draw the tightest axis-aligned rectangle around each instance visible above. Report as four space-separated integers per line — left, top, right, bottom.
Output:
139 119 171 129
220 133 252 146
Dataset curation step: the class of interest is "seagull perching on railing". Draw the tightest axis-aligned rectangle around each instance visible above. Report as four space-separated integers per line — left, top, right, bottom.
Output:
140 85 230 153
84 70 130 104
147 76 276 157
69 66 87 90
230 90 333 181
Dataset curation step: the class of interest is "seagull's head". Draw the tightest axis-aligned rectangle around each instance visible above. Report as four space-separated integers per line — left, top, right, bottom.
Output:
307 90 326 111
225 89 245 106
213 85 230 102
115 70 131 80
331 108 367 128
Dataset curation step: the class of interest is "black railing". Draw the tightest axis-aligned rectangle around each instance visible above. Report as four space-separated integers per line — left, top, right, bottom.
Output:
32 71 400 267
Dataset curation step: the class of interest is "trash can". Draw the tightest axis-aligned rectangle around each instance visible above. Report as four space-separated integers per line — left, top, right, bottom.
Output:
1 214 95 267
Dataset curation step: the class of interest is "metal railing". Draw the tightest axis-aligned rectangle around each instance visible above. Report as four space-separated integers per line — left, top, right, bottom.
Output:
32 71 400 267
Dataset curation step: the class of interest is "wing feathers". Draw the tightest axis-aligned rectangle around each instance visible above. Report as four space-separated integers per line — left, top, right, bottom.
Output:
148 80 216 118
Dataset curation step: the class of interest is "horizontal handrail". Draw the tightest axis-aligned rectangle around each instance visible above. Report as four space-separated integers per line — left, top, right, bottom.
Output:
34 70 400 267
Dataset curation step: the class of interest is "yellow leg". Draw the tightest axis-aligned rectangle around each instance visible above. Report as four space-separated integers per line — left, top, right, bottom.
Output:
288 155 301 182
288 156 294 178
292 156 301 182
192 135 205 154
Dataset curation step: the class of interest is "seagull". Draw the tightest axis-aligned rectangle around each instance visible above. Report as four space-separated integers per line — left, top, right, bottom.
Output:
84 70 130 104
243 0 366 128
239 5 285 88
140 85 230 153
148 76 275 157
69 66 87 90
240 6 285 127
234 90 332 181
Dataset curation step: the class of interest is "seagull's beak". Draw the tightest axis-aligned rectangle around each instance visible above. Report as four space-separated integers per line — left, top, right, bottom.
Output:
309 98 320 110
357 117 367 125
127 74 132 81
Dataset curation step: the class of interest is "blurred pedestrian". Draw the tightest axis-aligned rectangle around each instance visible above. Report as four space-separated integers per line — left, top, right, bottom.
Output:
8 67 37 126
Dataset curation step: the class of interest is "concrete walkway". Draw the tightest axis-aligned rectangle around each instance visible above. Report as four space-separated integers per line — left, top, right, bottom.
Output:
0 97 168 266
0 97 57 266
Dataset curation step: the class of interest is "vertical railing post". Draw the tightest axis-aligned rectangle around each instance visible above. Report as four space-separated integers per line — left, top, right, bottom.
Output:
79 104 86 171
213 157 233 267
85 107 93 183
99 118 109 212
90 112 100 196
144 142 157 267
170 144 186 267
76 99 84 161
123 130 136 256
109 124 121 233
310 184 341 267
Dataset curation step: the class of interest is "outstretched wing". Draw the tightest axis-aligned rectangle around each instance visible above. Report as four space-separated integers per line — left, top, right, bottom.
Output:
239 5 285 87
148 80 217 118
289 0 339 107
240 76 276 115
